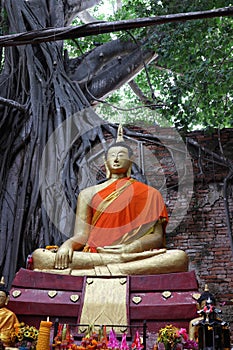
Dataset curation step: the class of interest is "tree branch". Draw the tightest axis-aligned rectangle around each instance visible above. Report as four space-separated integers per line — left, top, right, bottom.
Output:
84 48 157 101
0 7 232 47
128 79 155 104
64 0 102 25
186 137 233 168
0 96 27 112
68 39 139 83
77 10 101 24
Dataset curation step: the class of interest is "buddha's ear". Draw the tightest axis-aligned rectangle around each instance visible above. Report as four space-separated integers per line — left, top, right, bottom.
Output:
129 153 134 162
126 162 132 177
104 160 111 179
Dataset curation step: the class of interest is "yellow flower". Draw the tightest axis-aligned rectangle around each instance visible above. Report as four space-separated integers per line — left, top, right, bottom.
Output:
10 322 39 344
157 324 180 349
24 330 31 338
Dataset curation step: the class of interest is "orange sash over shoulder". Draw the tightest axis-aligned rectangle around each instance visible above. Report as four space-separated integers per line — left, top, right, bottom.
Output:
87 177 168 248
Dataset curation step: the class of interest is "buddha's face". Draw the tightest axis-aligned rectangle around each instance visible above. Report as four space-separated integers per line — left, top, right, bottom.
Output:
0 291 7 308
106 146 132 175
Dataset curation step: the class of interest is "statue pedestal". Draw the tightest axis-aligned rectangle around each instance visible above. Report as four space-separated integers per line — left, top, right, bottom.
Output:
9 269 198 337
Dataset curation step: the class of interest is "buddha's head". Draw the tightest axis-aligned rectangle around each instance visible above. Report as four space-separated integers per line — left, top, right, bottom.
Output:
0 287 9 308
105 142 133 178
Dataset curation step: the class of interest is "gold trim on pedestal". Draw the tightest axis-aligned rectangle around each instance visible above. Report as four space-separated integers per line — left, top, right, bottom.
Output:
162 291 172 299
12 290 21 298
70 294 80 303
192 292 201 301
48 290 57 298
132 296 142 304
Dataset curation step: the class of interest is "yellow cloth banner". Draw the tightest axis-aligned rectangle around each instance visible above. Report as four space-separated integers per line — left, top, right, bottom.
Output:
79 277 128 333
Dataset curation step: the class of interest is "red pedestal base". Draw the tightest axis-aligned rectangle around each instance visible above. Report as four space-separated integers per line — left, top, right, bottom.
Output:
9 269 199 340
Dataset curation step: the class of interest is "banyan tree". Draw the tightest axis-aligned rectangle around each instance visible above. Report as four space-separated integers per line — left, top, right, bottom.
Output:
0 0 160 286
0 1 233 289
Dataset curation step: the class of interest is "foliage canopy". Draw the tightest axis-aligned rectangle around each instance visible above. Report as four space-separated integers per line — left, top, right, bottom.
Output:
67 0 233 131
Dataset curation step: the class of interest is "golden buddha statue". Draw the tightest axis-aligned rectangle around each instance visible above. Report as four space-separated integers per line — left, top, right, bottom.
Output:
0 278 19 346
32 127 188 275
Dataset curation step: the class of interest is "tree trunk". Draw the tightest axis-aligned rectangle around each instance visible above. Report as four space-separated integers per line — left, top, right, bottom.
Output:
0 0 103 287
0 0 158 287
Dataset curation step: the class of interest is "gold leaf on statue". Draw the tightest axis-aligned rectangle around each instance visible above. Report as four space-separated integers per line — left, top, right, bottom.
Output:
162 291 172 299
70 294 80 303
192 293 201 301
48 290 57 298
12 290 21 298
132 296 142 304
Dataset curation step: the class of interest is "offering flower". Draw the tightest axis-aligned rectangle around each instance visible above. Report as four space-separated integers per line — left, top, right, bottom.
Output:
156 325 198 350
10 322 39 349
120 333 129 350
131 331 143 350
178 328 188 343
108 329 119 349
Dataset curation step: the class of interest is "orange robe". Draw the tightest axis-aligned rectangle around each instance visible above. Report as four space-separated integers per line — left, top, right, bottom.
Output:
87 178 168 248
0 307 19 343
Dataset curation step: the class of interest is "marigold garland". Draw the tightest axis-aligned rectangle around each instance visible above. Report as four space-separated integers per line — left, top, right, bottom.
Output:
10 322 39 349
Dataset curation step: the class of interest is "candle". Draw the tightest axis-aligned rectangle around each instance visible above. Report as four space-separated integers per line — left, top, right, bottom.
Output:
36 318 53 350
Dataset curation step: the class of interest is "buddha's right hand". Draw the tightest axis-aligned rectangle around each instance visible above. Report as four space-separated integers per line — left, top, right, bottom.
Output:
55 246 73 269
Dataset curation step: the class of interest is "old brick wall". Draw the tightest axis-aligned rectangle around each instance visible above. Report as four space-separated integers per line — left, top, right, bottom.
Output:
146 127 233 335
101 124 233 337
